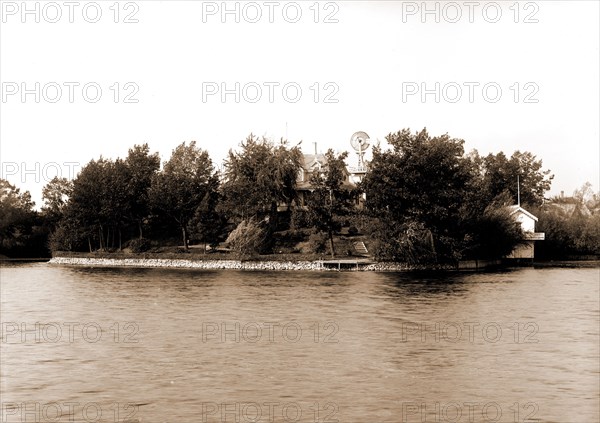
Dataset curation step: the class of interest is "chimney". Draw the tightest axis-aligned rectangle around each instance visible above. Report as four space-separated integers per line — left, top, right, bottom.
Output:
313 142 317 155
561 191 564 198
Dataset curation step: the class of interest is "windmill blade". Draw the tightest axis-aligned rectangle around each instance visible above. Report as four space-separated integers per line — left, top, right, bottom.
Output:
350 131 371 151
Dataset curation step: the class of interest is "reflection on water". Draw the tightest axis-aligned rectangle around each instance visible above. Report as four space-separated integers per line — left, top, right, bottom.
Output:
1 263 598 422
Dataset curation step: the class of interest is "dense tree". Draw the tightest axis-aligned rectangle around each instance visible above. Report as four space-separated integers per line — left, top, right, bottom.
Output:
41 177 74 229
101 158 131 249
0 179 38 256
461 202 524 260
149 141 217 250
535 185 600 258
363 128 476 262
221 134 302 226
7 130 571 262
124 144 160 239
56 157 131 251
190 187 227 250
365 129 473 222
361 129 539 262
305 149 356 258
476 150 554 207
63 159 109 251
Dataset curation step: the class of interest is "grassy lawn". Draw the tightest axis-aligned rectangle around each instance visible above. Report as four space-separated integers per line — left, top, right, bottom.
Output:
53 233 372 262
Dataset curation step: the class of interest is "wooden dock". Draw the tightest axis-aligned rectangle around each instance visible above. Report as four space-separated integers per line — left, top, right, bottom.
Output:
317 259 375 271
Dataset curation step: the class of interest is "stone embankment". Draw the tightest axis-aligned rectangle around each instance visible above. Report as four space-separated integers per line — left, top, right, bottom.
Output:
49 256 452 271
50 257 324 271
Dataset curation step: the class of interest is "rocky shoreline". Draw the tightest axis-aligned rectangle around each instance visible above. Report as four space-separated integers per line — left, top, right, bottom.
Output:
48 256 452 272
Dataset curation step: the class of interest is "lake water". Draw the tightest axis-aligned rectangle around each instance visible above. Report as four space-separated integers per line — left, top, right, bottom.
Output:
1 263 598 422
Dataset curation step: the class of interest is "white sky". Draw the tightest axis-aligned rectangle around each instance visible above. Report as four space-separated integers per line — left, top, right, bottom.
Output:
1 0 598 207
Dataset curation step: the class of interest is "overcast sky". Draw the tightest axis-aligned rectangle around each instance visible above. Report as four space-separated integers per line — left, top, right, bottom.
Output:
1 0 598 207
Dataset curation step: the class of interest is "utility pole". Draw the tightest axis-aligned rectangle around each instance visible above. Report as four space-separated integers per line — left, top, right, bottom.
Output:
517 175 521 206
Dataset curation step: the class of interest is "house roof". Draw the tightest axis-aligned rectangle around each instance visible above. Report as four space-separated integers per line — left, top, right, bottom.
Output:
508 205 538 222
301 153 327 170
548 201 592 218
297 153 354 190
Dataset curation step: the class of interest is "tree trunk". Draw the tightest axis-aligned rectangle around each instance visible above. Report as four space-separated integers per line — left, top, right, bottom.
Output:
88 237 92 253
138 219 143 239
99 226 104 251
329 230 335 258
270 201 278 231
118 227 122 251
182 226 188 250
428 231 437 263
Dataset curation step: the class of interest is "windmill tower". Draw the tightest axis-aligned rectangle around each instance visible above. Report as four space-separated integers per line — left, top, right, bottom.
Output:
348 131 370 183
350 131 370 168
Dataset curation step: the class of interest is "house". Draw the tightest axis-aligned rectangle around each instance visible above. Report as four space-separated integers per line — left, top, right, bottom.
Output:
278 144 365 212
547 196 593 218
291 151 328 210
506 205 545 259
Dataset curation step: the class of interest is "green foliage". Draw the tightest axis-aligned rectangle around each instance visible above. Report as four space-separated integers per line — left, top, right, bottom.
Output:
149 141 218 250
462 206 524 260
48 218 87 252
125 144 161 238
1 180 35 253
290 208 312 230
128 238 152 253
60 157 130 251
0 179 46 257
225 218 271 257
221 134 302 223
190 189 227 248
368 219 437 264
362 128 546 263
5 129 570 263
364 129 473 226
307 232 328 254
536 204 600 258
41 177 73 229
304 149 357 257
473 150 554 208
363 129 475 263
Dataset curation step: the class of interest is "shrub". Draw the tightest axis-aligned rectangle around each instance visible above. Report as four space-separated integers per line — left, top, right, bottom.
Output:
370 219 438 264
48 221 87 252
290 208 312 229
225 219 271 257
348 226 359 236
307 232 328 254
466 206 524 259
129 238 152 253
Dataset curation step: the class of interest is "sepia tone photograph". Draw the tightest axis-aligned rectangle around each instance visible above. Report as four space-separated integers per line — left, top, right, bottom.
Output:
0 1 599 422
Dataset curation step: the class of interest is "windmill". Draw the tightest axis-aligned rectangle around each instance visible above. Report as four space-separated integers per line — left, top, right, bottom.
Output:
350 131 370 168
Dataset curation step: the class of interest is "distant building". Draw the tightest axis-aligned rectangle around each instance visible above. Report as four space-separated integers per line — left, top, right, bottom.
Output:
277 142 367 212
547 196 593 218
506 205 545 259
292 151 328 210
